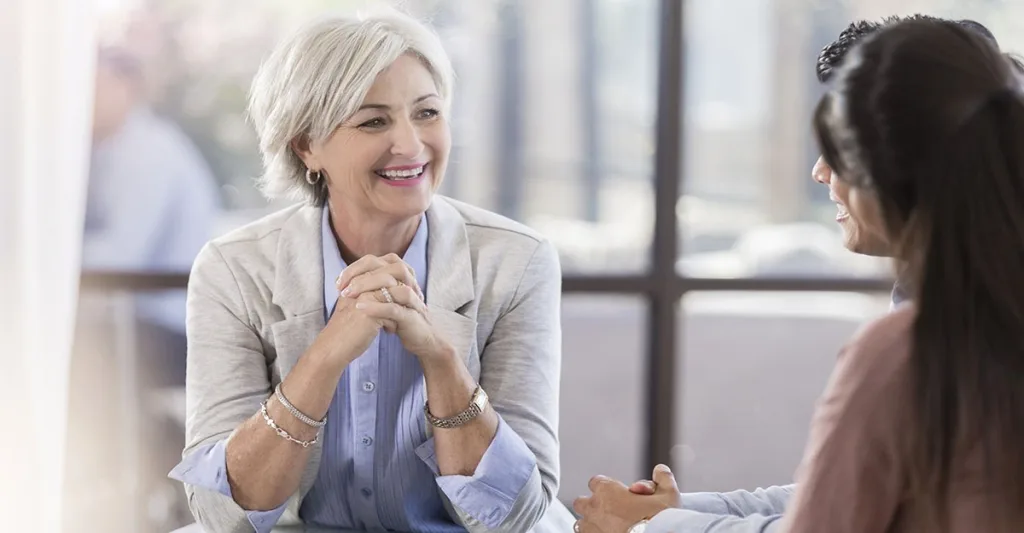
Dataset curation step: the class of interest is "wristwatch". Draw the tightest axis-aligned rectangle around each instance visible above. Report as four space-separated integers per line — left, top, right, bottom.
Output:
424 385 489 428
628 518 650 533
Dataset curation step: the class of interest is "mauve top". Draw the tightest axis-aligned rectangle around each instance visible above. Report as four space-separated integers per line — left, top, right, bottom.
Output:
781 303 1019 533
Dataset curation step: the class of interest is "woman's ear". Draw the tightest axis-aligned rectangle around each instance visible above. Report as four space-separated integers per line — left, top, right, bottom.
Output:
291 134 317 169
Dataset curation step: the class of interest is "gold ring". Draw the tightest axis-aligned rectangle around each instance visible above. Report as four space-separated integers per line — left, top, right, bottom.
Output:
379 287 393 304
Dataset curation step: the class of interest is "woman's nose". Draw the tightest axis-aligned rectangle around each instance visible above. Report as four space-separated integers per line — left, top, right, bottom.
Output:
811 157 832 185
390 120 425 157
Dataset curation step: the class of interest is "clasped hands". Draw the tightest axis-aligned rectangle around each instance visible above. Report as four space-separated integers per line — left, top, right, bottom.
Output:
572 464 682 533
334 253 451 360
335 255 683 533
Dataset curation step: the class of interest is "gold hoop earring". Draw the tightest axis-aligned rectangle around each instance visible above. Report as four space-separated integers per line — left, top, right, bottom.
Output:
305 168 322 185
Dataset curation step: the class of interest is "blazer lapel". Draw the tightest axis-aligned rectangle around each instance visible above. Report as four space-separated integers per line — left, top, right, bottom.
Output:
268 205 327 495
425 198 479 374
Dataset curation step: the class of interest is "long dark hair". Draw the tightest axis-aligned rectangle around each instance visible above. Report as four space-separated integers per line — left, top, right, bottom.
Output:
813 19 1024 528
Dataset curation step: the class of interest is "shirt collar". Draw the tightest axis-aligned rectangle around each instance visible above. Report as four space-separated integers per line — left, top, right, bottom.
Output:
321 207 429 320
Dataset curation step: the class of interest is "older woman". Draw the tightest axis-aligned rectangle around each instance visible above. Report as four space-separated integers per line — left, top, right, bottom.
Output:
169 11 573 533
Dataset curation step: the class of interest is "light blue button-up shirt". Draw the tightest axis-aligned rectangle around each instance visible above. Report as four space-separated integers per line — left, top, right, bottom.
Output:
171 208 537 532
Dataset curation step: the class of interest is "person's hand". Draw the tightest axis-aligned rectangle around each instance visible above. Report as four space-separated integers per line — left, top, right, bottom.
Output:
337 253 424 301
628 479 656 495
316 290 389 367
572 465 682 533
338 254 450 360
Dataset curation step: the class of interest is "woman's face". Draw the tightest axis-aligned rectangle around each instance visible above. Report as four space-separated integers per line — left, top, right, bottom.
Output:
812 156 891 256
300 53 450 221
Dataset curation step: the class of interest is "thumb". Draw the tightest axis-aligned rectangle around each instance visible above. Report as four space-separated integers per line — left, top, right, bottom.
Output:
628 480 657 495
651 464 679 492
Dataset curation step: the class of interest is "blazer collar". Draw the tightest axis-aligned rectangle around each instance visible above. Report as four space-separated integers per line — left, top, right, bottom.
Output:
424 196 474 314
269 196 476 317
271 205 325 318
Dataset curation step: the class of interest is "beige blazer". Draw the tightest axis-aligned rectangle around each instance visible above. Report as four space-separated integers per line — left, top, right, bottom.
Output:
181 196 575 532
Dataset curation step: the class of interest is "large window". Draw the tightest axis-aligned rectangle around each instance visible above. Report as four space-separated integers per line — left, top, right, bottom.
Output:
77 0 1024 531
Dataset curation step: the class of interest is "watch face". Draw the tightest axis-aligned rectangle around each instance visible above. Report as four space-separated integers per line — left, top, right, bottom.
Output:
473 387 489 410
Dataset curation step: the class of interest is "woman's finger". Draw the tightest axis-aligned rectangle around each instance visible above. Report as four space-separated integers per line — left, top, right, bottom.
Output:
354 301 409 324
336 254 400 293
343 271 400 298
571 496 591 516
342 261 423 300
379 317 399 333
388 283 427 313
628 480 657 495
385 261 423 300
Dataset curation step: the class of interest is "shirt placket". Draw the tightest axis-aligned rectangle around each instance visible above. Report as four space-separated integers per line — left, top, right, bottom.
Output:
350 335 383 530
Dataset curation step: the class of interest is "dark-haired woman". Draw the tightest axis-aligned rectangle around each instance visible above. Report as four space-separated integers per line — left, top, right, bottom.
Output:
783 18 1024 533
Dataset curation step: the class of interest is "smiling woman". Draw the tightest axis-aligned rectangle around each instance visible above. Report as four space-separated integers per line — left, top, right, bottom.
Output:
170 9 574 533
288 52 451 258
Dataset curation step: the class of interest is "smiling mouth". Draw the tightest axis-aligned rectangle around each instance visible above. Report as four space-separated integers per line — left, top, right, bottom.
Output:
375 164 427 181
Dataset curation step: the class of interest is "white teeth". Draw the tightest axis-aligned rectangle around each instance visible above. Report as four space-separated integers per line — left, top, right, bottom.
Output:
378 166 425 179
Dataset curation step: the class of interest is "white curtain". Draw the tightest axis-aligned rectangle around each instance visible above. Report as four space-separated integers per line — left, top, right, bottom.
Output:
0 0 96 531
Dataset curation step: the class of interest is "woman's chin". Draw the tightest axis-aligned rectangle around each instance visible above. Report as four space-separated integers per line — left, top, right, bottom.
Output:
839 223 861 252
377 195 433 220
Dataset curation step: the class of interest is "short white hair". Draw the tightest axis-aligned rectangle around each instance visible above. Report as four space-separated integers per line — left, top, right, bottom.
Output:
248 10 454 205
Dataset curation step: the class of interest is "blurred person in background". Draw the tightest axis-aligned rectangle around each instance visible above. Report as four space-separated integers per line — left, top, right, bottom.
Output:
85 46 221 386
169 10 573 533
572 15 1024 533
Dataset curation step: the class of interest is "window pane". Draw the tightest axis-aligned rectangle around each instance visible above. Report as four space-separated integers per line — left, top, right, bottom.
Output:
96 0 658 274
677 0 1024 278
674 291 890 491
560 295 646 501
66 289 191 533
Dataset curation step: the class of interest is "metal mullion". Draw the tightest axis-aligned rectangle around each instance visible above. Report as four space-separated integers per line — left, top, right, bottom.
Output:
646 0 686 471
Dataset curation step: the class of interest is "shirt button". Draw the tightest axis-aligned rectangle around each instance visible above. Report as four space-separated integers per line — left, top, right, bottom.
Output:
361 488 373 498
361 436 373 446
362 381 375 392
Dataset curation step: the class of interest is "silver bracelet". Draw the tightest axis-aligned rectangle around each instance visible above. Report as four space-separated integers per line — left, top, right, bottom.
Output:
260 400 319 448
274 383 327 428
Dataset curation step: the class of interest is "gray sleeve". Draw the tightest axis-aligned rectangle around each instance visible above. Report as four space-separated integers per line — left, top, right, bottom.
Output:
646 508 785 533
178 243 288 533
642 485 794 533
680 484 795 517
443 239 565 533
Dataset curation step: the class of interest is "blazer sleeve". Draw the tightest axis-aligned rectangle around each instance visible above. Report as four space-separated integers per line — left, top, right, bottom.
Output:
177 242 282 533
440 238 564 533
